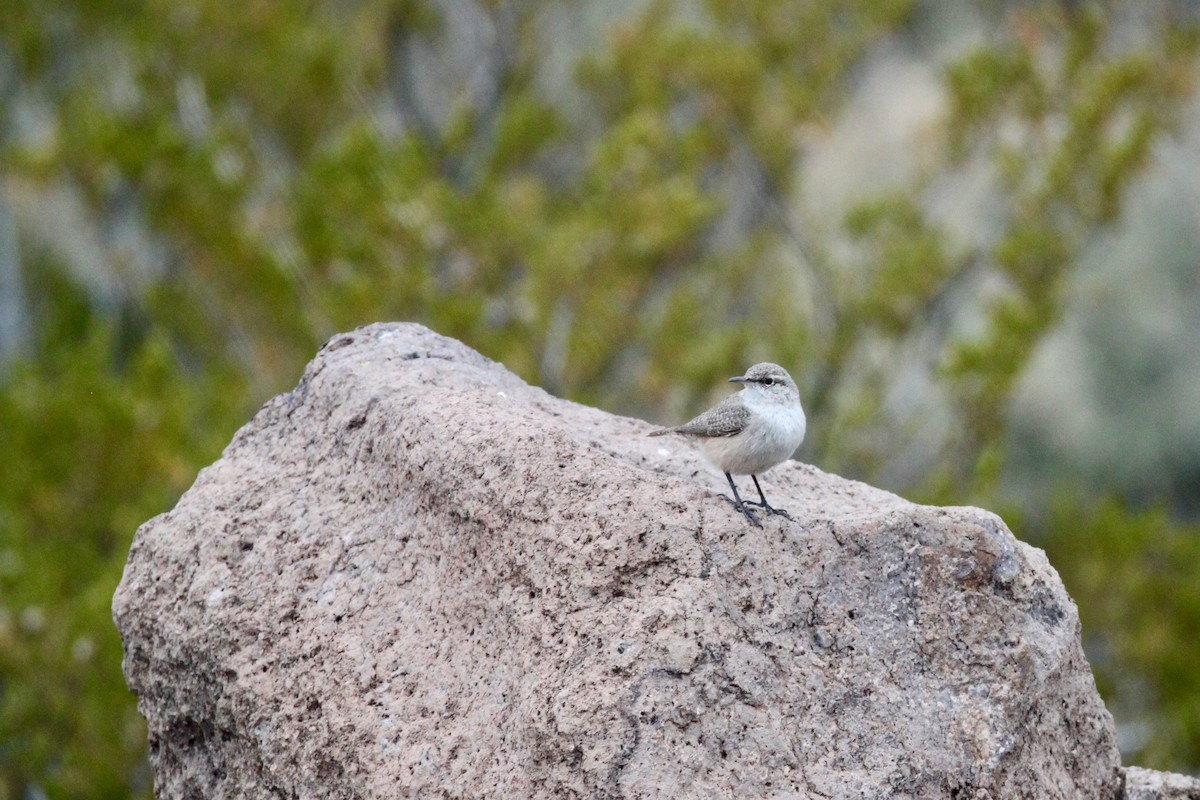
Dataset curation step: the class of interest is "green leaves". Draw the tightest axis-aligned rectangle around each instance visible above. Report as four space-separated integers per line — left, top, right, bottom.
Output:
1043 499 1200 772
945 47 1045 157
0 266 247 800
844 194 954 333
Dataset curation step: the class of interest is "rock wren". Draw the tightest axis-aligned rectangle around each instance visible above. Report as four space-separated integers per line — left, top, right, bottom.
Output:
649 363 806 528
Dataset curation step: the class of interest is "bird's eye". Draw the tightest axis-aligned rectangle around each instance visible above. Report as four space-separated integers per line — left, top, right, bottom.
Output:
761 377 775 386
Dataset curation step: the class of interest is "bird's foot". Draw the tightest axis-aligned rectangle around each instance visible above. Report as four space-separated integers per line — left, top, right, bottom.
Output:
721 495 763 528
745 500 793 520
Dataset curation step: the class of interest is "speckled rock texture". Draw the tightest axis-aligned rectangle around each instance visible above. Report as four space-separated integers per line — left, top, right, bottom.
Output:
1122 767 1200 800
115 322 1131 799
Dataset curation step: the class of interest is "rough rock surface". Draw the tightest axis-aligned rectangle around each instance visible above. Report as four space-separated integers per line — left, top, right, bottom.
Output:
115 322 1131 799
1122 767 1200 800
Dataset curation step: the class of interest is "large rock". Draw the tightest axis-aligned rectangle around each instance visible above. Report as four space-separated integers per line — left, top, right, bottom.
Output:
115 322 1128 799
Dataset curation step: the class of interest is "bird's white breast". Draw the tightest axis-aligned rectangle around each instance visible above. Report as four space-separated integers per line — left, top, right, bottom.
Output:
703 393 806 475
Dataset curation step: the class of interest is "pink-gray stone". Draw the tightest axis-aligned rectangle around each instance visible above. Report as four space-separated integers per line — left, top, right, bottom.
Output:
115 322 1141 798
1122 767 1200 800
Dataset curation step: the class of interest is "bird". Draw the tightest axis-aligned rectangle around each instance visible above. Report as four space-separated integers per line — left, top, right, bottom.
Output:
649 363 806 528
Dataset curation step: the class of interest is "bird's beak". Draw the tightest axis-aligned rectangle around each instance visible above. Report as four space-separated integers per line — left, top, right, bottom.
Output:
728 376 747 384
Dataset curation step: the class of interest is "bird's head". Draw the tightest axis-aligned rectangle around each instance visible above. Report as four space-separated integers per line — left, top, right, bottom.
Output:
729 362 800 404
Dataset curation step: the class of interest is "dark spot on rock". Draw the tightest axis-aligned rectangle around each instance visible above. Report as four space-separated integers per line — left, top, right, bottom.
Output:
1030 587 1066 627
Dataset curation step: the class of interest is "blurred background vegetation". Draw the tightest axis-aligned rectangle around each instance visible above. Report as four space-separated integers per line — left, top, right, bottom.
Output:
2 0 1199 795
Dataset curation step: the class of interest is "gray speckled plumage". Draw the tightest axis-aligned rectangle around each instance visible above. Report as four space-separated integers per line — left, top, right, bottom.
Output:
648 394 750 438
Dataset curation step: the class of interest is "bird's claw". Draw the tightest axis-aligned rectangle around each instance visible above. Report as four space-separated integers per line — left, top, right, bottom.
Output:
745 500 792 520
721 495 763 528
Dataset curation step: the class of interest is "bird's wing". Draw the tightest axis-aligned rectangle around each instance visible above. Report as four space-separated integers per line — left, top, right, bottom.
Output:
665 395 750 438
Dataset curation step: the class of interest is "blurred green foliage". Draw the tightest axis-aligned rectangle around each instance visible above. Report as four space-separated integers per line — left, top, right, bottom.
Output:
2 0 1199 795
1042 499 1200 770
0 257 243 799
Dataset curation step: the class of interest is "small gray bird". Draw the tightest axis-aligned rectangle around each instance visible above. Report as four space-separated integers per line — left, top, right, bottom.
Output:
649 363 806 528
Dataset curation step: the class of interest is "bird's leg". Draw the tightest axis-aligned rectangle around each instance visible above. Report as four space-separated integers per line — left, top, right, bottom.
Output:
746 475 792 520
721 472 762 528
